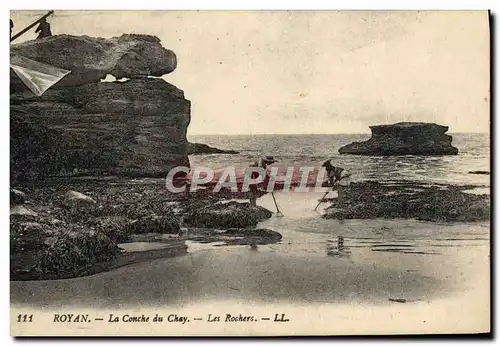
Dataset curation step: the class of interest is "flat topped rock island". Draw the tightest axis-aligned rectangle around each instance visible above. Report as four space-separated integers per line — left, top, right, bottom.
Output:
338 122 459 156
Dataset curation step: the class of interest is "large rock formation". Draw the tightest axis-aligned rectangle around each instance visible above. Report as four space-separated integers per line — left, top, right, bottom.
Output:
10 34 176 87
338 122 459 156
11 34 190 181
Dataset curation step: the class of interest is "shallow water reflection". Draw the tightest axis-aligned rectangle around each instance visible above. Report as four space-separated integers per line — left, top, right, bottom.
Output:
256 191 489 258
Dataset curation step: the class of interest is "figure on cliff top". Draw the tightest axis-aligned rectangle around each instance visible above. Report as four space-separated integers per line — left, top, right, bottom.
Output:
35 17 52 39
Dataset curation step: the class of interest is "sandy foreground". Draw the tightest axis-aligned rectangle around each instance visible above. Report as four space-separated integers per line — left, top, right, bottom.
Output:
11 192 490 335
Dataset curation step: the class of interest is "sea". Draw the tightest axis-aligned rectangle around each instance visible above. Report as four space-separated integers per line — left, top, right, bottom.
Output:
188 133 491 189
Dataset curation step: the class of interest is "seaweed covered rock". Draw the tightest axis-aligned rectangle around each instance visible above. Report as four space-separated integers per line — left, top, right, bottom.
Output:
338 122 459 156
129 227 283 246
11 34 177 88
63 190 96 207
469 171 490 175
323 181 490 222
36 229 119 280
10 216 120 281
183 201 273 228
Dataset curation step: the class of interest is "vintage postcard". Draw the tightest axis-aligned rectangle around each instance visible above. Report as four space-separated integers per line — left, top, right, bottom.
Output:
9 10 490 336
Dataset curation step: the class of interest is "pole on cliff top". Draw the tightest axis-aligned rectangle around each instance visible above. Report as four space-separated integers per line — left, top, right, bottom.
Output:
10 10 54 43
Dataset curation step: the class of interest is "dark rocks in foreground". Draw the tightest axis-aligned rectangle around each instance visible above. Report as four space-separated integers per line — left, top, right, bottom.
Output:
11 34 177 88
10 179 278 281
323 180 490 222
187 142 239 155
126 215 181 235
183 201 272 228
338 122 459 156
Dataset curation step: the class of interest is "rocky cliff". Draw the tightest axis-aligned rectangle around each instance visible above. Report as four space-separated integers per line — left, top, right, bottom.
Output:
338 122 459 156
11 34 190 181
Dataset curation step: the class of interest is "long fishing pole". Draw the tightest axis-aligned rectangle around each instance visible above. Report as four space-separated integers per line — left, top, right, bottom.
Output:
314 189 331 211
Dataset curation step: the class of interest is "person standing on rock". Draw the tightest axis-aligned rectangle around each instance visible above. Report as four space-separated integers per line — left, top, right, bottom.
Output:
35 17 52 39
322 159 351 208
248 156 277 207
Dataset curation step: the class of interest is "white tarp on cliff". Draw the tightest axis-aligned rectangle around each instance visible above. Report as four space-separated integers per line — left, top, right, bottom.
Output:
10 54 71 96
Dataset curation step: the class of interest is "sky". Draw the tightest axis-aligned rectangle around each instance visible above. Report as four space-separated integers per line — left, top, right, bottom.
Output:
11 10 490 135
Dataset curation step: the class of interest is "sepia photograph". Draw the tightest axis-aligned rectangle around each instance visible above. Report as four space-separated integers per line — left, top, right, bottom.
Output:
9 9 490 336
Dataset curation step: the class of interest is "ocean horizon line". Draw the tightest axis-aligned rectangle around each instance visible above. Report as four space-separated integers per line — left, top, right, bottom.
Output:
188 131 490 136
